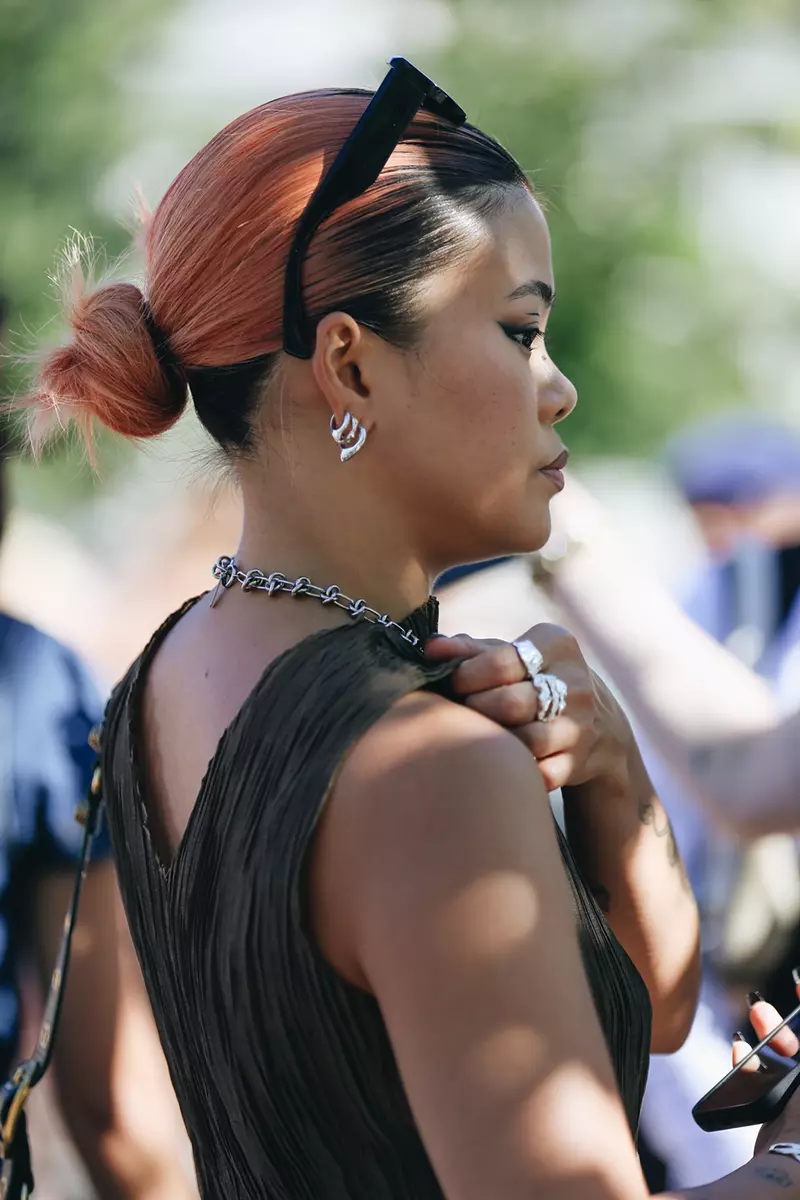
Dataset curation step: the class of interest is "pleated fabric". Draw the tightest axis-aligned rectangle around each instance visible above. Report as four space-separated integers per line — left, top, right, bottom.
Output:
101 595 651 1198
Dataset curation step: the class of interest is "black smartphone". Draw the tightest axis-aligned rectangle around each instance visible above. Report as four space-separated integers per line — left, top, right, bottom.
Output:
693 1001 800 1131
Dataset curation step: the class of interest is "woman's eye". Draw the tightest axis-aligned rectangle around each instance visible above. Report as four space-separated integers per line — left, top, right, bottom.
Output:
503 325 544 353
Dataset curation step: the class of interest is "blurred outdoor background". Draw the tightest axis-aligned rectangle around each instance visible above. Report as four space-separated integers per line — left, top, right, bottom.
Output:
2 0 800 1194
4 0 800 684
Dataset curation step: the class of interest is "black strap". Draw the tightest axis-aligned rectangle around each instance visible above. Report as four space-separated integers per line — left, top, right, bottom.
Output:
0 726 105 1199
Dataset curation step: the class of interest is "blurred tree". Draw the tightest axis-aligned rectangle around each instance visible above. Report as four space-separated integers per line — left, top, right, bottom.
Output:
430 0 800 457
0 0 177 497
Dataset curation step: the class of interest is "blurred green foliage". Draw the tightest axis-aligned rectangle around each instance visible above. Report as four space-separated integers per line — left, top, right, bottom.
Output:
3 0 800 515
432 0 800 456
0 0 175 500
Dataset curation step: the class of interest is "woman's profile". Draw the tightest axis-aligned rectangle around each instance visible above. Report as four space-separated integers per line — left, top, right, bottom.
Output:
25 56 800 1199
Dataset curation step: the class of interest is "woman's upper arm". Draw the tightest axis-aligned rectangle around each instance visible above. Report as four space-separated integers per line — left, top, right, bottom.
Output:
328 693 649 1200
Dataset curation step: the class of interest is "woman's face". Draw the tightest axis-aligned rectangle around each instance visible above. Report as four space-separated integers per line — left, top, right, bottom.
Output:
374 189 577 572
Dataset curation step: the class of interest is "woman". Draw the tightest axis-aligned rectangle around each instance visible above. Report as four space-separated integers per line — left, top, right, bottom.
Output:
27 58 800 1199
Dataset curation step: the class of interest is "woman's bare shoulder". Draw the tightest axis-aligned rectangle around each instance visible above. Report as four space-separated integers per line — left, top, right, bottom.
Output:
340 686 546 816
311 689 557 984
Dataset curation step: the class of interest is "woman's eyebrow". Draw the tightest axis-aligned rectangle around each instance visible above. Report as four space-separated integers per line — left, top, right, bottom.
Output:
506 279 556 308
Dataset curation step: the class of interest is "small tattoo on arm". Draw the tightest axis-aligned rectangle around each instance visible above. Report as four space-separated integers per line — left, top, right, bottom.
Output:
637 796 657 828
637 797 675 860
753 1162 793 1187
689 1167 794 1196
638 798 693 893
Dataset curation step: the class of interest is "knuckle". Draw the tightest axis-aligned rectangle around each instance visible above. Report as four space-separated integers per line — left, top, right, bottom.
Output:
505 690 535 725
495 644 525 684
536 622 578 649
568 689 594 714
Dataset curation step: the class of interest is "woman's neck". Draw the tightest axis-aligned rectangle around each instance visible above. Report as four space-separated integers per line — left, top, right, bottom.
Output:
236 499 433 625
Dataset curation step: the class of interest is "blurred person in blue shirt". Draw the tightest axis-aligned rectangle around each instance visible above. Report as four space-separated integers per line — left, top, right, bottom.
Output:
0 436 195 1196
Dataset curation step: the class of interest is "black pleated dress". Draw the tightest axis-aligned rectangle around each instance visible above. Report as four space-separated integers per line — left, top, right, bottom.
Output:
100 595 651 1199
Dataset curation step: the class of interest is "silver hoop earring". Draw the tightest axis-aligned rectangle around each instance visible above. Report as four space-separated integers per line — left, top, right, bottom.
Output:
329 412 367 463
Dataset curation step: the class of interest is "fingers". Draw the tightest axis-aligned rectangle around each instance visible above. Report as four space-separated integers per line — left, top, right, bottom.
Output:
423 627 598 791
424 624 582 687
462 677 582 730
534 751 580 794
514 716 586 758
732 1031 762 1073
449 642 531 695
464 682 539 727
424 633 489 662
749 992 800 1057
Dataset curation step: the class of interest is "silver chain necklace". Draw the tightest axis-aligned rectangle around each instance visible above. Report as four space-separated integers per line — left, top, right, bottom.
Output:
211 556 423 649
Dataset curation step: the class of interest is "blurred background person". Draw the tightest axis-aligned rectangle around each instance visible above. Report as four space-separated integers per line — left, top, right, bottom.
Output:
1 299 195 1195
0 451 197 1199
659 414 800 1006
643 416 800 1189
534 459 800 837
526 417 800 1189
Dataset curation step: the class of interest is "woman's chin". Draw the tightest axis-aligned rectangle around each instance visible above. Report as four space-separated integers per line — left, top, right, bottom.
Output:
486 515 553 560
518 509 552 555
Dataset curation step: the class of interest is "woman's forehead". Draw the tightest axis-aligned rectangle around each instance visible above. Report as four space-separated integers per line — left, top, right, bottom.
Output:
414 191 554 320
487 194 554 298
452 197 554 315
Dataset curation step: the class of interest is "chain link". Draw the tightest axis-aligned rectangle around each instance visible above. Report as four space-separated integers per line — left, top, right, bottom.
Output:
212 556 422 649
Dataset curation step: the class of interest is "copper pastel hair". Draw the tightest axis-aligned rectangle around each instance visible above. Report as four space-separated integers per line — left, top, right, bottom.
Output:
29 88 529 452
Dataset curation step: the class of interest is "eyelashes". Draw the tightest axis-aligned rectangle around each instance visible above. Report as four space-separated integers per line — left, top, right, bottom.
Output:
501 324 545 353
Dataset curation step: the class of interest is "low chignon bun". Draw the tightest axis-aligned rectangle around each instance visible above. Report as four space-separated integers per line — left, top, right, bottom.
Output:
27 259 187 450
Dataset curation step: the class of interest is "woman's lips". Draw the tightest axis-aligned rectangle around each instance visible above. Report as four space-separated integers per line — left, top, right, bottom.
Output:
538 448 569 492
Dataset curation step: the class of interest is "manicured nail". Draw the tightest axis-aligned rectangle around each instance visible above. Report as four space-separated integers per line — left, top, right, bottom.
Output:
792 966 800 987
733 1030 749 1043
747 991 765 1007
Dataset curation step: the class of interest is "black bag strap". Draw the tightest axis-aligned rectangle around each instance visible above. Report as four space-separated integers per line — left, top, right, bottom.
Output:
0 725 105 1199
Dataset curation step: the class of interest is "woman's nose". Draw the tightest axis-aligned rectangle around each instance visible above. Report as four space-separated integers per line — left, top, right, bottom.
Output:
544 367 578 425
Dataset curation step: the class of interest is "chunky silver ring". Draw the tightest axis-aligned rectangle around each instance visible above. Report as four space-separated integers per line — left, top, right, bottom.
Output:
533 673 568 722
512 639 544 680
512 640 567 721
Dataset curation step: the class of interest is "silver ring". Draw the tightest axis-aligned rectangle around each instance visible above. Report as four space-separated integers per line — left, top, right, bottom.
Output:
533 673 568 722
512 639 544 680
512 640 567 721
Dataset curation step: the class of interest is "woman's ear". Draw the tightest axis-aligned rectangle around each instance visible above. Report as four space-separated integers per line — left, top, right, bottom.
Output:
311 312 374 429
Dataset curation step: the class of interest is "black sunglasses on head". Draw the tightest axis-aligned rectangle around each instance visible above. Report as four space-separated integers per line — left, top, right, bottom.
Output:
282 56 467 358
183 58 466 423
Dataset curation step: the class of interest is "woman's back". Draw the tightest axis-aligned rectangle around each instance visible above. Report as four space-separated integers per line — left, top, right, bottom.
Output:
101 595 651 1198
